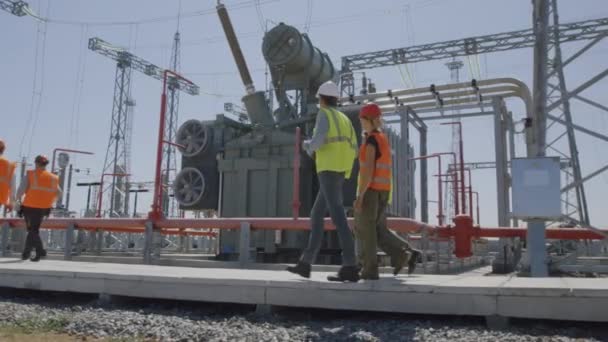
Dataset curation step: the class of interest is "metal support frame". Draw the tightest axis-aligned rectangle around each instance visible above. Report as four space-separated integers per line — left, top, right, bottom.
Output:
101 62 132 218
491 97 517 273
88 37 199 219
528 0 551 277
162 31 182 218
394 106 428 220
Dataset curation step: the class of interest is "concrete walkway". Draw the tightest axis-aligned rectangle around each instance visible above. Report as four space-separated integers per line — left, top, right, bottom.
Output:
0 259 606 322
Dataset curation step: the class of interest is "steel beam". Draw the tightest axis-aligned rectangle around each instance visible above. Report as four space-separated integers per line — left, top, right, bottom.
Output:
341 17 608 71
547 67 608 113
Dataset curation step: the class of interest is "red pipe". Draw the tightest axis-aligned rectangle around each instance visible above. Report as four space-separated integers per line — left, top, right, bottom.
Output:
96 173 130 218
292 127 301 220
51 148 94 174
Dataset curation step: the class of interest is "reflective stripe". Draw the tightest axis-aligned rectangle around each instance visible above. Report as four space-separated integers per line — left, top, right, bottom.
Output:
372 177 391 184
30 171 57 193
376 162 391 170
323 108 356 150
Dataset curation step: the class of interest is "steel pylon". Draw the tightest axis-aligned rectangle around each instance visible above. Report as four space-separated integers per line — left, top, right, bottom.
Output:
162 31 181 217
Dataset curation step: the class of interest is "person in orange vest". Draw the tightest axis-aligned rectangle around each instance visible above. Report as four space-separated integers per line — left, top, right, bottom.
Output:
354 103 421 279
0 140 17 215
15 155 61 261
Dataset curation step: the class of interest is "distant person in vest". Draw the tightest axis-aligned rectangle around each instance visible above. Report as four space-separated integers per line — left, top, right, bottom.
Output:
354 103 421 279
287 81 360 282
15 155 61 261
0 140 17 216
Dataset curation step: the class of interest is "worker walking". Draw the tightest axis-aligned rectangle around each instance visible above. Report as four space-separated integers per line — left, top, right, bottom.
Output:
0 140 17 216
287 81 360 282
354 103 421 279
15 155 61 261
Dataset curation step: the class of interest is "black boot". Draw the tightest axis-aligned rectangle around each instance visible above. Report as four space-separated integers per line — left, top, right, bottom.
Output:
286 261 311 278
31 254 41 262
21 251 31 261
40 249 47 258
392 249 410 276
408 249 422 275
327 266 360 282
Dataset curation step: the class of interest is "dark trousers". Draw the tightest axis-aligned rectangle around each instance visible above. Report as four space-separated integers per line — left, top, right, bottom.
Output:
300 171 357 266
355 189 414 275
22 206 47 256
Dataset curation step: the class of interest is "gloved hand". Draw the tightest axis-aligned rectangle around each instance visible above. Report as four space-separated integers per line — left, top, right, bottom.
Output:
302 139 313 157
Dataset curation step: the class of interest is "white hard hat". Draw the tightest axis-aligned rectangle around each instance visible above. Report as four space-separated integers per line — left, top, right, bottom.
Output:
316 81 340 98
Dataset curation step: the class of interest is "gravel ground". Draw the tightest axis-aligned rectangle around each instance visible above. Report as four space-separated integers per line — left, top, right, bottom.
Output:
0 289 606 342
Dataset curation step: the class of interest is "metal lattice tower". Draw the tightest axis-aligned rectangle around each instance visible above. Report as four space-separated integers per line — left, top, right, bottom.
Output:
545 0 589 226
105 60 132 217
88 37 199 218
163 31 181 217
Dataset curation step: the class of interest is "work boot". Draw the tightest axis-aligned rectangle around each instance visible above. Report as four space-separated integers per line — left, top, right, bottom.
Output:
408 249 422 275
360 271 379 280
30 254 41 262
327 266 360 282
392 249 411 276
286 261 311 278
21 251 31 261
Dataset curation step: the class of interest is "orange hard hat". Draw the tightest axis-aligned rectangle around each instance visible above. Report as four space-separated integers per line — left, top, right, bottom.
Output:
359 103 382 119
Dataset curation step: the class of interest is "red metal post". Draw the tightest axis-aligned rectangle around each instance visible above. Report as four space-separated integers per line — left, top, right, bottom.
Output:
151 70 195 220
51 148 94 174
97 173 130 218
292 127 301 220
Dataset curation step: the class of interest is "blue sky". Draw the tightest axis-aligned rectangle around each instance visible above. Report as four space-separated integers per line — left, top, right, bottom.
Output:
1 0 607 226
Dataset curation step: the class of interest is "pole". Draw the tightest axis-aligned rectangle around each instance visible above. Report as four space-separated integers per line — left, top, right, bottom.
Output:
437 155 443 225
86 186 92 216
133 191 139 218
466 169 473 219
152 71 169 220
66 164 73 212
458 124 466 214
292 127 301 220
473 191 480 225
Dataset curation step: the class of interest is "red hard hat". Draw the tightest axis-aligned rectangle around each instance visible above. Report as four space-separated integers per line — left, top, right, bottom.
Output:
359 103 382 119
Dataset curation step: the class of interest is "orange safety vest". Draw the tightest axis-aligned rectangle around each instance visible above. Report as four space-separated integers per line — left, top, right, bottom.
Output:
358 131 392 191
0 157 16 205
22 169 59 209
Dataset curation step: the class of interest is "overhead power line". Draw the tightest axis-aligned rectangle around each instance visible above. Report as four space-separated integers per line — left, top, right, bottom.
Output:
10 0 279 27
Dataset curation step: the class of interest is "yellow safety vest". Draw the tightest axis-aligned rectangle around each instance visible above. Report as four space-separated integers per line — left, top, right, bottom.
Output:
315 107 357 179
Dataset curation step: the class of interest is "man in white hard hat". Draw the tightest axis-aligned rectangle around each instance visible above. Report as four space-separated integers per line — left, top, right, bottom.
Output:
287 81 360 282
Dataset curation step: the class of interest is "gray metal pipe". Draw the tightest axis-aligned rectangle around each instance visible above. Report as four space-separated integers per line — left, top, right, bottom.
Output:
216 3 255 94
